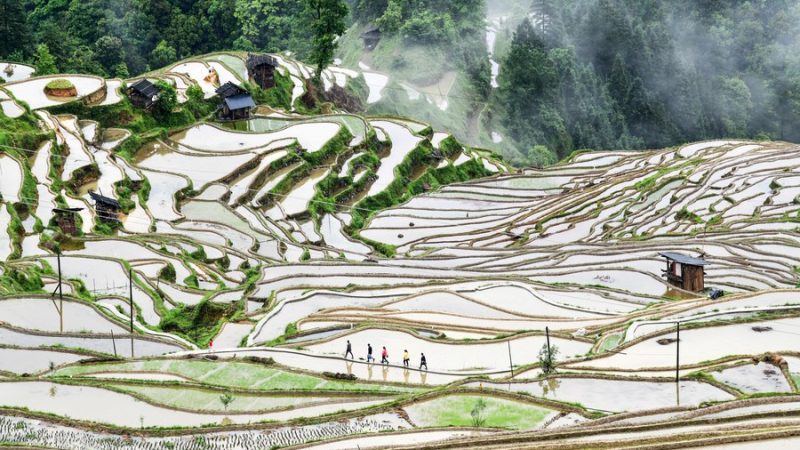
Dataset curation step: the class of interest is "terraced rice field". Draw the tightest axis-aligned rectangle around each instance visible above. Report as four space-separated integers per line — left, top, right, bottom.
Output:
1 52 800 448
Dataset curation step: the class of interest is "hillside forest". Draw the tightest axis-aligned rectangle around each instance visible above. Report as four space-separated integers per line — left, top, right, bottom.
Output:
2 0 800 166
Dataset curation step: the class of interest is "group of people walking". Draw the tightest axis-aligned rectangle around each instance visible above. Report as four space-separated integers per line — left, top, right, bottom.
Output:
345 340 428 370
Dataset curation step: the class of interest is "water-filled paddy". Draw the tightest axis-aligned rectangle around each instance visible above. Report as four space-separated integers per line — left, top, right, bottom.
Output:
0 348 88 374
0 208 12 261
0 297 127 334
0 381 385 427
366 122 424 197
138 147 255 188
4 50 800 450
0 97 23 118
304 328 592 371
0 63 35 83
471 377 733 412
279 167 331 217
172 122 341 153
578 317 800 370
363 72 389 103
54 359 412 393
169 61 216 97
138 169 187 221
4 76 103 109
99 79 122 105
713 362 791 393
111 383 370 413
0 154 23 202
39 256 161 326
0 326 182 358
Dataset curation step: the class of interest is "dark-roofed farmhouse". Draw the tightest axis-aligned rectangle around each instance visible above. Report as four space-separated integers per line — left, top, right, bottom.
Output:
127 79 160 110
660 252 708 292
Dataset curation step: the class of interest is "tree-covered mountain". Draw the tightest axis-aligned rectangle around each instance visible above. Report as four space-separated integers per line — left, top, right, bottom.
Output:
3 0 800 168
498 0 800 165
349 0 491 100
0 0 334 77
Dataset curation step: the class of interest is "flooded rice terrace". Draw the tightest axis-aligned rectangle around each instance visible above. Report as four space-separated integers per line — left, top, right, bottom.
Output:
1 48 800 449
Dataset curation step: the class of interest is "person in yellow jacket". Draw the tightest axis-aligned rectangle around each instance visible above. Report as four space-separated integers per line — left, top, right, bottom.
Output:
403 349 410 367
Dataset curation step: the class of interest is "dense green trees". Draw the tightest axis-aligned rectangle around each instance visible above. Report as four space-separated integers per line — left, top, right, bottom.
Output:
498 20 633 163
33 44 57 75
234 0 308 56
356 0 485 44
497 0 800 165
0 0 30 58
152 80 178 119
0 0 337 77
4 0 800 169
302 0 348 80
351 0 491 100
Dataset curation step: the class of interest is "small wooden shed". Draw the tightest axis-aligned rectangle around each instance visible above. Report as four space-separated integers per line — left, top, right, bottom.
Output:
53 207 83 236
127 79 160 110
215 82 255 120
89 191 121 223
360 25 381 50
659 252 708 292
246 53 278 89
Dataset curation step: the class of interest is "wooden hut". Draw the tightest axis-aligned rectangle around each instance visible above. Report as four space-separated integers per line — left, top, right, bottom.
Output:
53 207 83 236
216 82 255 120
659 252 708 292
89 192 121 223
246 53 278 89
127 79 160 110
360 25 381 50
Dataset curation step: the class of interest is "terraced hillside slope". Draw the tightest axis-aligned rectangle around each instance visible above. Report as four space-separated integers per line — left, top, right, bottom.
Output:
1 53 800 449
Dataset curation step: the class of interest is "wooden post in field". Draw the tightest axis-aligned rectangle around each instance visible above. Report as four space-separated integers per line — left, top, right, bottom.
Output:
507 341 514 377
129 268 134 358
57 252 63 333
675 322 680 383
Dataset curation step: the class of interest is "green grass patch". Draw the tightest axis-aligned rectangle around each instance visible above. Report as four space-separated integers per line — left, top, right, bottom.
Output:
44 79 75 90
676 207 705 224
634 159 701 192
405 394 554 430
598 333 623 352
52 360 416 393
0 107 50 156
108 383 348 413
0 264 45 295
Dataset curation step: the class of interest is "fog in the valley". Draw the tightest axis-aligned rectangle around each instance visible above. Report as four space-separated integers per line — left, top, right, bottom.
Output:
477 0 800 164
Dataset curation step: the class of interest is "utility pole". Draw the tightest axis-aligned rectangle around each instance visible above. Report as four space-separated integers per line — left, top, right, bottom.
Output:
545 326 552 369
675 322 680 383
58 251 63 333
507 341 514 377
129 268 134 358
110 329 117 357
50 251 65 333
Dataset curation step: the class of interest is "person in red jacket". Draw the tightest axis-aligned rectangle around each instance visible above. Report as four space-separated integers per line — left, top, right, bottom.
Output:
381 346 389 364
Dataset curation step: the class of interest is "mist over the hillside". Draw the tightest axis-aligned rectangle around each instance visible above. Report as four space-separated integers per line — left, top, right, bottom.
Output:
6 0 800 166
486 0 800 165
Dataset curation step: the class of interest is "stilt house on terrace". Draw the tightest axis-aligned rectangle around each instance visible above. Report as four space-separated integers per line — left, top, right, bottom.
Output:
361 25 382 50
89 192 121 223
659 252 708 292
52 207 83 236
126 79 160 110
216 82 255 120
246 53 279 89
